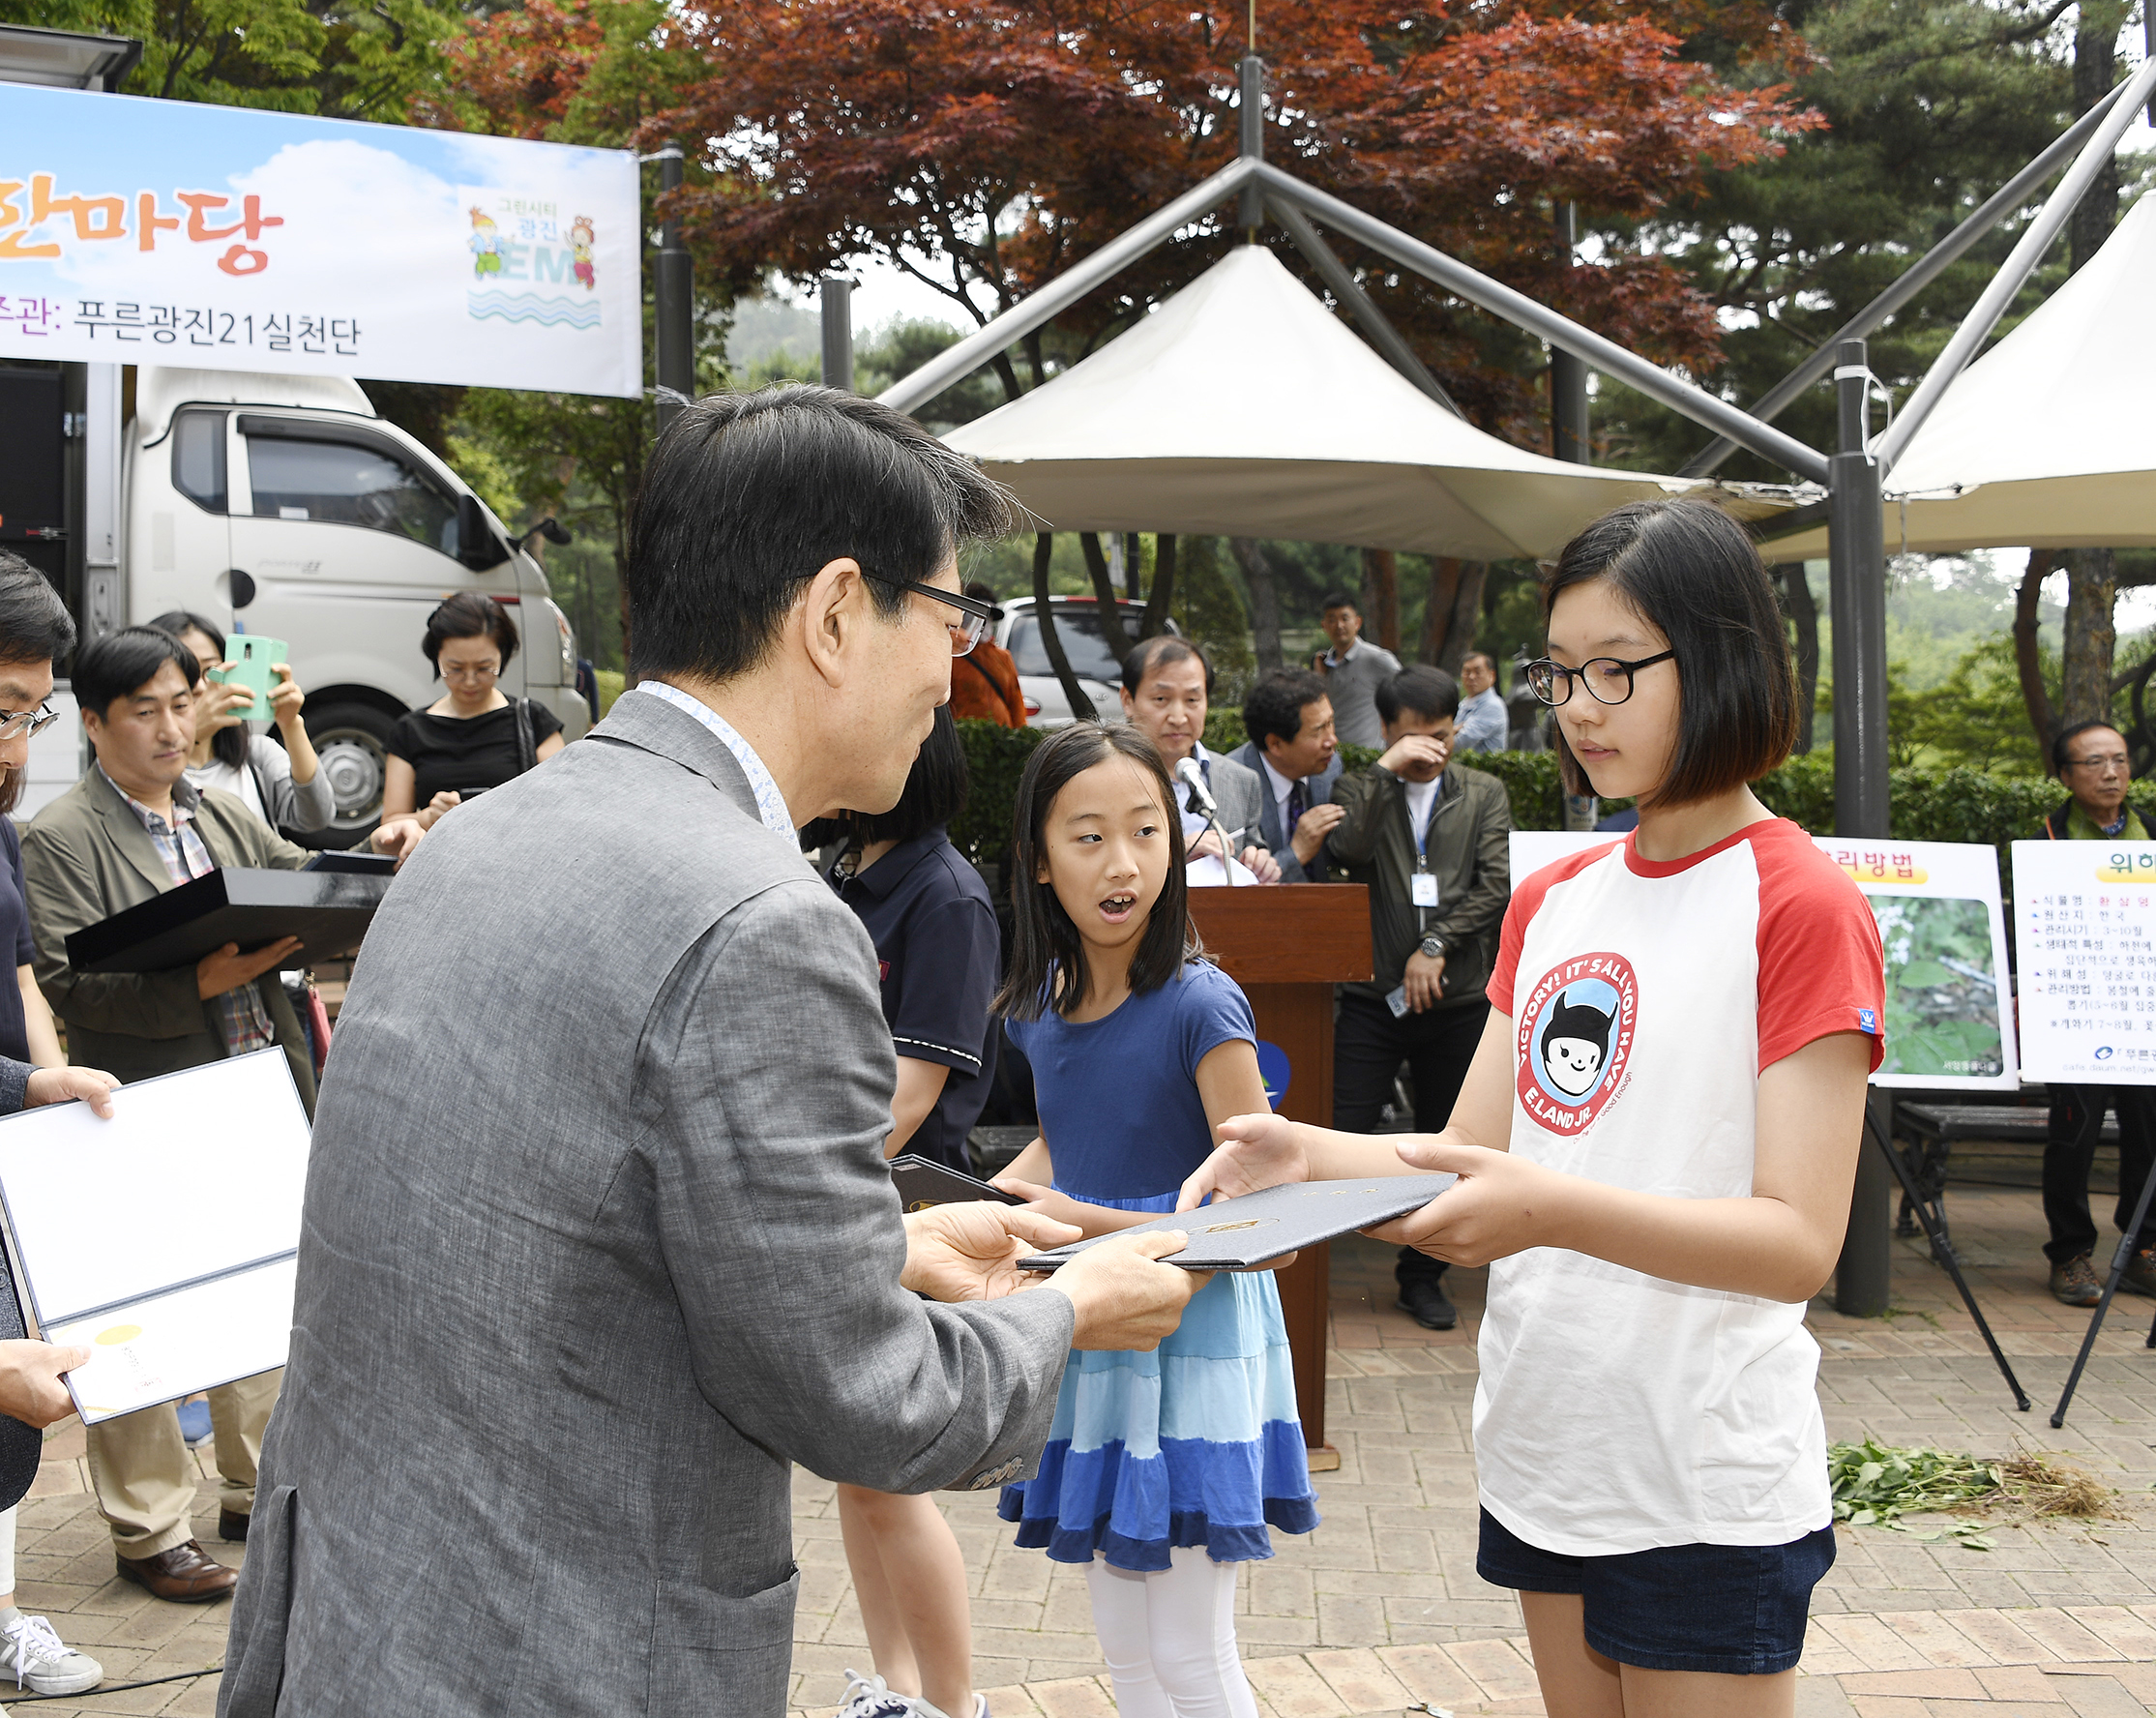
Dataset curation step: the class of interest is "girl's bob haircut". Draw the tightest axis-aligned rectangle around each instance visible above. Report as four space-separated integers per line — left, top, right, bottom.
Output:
1543 500 1802 808
995 721 1202 1022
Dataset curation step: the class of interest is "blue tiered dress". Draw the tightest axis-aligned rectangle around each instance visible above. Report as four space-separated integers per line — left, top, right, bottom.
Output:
1000 961 1320 1572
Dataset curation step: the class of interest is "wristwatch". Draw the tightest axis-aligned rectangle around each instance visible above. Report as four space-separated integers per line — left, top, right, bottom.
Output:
1419 933 1447 961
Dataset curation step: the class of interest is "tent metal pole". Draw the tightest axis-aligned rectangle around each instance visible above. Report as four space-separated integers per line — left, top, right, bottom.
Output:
1828 337 1890 841
1239 56 1265 232
1551 203 1590 462
1829 339 1892 1318
876 158 1259 417
1255 163 1830 483
1876 55 2156 470
819 277 854 393
1678 85 2130 480
1264 193 1465 417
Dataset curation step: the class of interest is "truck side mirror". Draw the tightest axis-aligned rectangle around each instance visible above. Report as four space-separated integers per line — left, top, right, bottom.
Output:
457 493 509 572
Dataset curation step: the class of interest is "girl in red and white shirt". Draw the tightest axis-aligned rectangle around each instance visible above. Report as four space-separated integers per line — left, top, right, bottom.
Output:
1181 500 1883 1718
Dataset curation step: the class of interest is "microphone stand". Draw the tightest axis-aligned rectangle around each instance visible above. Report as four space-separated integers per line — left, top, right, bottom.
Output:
1178 761 1245 886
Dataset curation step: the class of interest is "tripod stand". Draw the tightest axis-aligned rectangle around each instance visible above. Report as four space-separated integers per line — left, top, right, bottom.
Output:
1865 1108 2030 1412
2049 1128 2156 1427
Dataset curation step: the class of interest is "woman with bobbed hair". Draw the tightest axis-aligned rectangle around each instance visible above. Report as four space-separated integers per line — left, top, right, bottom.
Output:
382 591 564 831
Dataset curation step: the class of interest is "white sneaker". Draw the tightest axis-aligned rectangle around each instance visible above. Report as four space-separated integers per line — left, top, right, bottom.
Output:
0 1614 103 1696
905 1695 990 1718
838 1670 915 1718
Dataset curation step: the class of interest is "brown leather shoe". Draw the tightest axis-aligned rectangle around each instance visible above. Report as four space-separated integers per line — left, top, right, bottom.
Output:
2050 1253 2102 1307
218 1508 249 1542
2121 1246 2156 1298
114 1540 237 1603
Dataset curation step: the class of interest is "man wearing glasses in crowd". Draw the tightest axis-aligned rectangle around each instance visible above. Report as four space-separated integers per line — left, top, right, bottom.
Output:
2038 720 2155 1307
22 627 421 1607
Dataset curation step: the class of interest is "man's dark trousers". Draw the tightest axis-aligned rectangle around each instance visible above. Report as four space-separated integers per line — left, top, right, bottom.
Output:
1333 990 1490 1291
2043 1084 2156 1266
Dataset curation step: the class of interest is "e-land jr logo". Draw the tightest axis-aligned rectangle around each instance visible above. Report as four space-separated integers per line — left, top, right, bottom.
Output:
1516 951 1638 1136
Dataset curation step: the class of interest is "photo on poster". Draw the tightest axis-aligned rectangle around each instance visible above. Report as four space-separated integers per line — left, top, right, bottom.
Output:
1865 895 2005 1081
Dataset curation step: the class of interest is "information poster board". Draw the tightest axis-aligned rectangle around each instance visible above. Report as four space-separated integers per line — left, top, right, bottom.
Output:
0 83 640 397
2011 839 2156 1085
1507 831 2017 1089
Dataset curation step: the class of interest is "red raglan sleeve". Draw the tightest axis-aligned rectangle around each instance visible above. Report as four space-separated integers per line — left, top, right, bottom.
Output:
1753 827 1887 1073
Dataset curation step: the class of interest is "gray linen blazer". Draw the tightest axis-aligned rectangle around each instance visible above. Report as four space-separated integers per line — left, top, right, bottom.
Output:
1225 743 1344 884
220 692 1075 1718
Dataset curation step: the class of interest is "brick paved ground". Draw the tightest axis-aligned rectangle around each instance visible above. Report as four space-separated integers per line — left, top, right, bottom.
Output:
5 1186 2151 1714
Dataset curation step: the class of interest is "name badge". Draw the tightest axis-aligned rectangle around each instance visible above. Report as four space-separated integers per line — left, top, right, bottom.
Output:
1410 872 1440 907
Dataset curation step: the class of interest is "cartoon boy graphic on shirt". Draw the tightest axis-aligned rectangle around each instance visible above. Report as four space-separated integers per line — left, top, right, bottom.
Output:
1539 992 1615 1098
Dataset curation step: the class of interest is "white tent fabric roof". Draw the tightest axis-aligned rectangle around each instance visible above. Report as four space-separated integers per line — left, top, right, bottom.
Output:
1765 193 2156 560
943 247 1731 562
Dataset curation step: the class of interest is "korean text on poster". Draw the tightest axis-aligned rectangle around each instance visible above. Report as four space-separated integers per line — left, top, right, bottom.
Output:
2011 840 2156 1086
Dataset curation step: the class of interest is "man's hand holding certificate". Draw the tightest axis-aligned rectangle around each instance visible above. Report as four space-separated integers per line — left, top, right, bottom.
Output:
901 1201 1204 1352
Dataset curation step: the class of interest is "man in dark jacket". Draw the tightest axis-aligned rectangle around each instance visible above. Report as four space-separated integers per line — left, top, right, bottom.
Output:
1324 665 1512 1329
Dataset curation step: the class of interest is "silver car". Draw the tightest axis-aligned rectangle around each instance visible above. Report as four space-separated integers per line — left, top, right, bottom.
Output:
997 596 1180 726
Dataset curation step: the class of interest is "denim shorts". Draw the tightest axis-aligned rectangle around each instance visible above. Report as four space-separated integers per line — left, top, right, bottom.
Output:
1476 1508 1836 1674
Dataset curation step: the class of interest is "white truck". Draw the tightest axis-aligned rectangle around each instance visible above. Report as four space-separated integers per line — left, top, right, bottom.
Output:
19 364 590 836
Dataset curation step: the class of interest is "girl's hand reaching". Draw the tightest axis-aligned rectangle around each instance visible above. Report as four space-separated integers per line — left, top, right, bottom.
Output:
991 1178 1097 1235
1175 1111 1312 1212
1365 1135 1562 1267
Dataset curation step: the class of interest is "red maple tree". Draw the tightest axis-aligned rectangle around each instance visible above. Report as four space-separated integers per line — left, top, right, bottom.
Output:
649 0 1819 439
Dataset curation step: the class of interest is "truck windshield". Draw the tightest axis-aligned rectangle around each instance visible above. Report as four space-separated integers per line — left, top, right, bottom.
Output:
1007 609 1143 684
246 432 459 554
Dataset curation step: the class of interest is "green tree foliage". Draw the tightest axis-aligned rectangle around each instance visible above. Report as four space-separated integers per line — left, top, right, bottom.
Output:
1 0 456 118
1602 0 2078 479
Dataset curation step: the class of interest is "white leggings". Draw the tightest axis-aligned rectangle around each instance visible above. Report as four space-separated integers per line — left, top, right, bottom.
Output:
1084 1548 1258 1718
0 1505 15 1595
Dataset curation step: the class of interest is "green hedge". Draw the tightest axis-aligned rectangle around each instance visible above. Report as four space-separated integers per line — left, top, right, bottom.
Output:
954 719 2155 884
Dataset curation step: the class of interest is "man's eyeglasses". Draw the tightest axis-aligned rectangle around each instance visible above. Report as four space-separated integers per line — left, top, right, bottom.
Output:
0 703 58 742
1523 650 1677 708
2063 752 2130 772
859 571 1001 658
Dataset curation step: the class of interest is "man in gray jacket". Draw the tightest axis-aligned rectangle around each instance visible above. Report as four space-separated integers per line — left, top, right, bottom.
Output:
220 388 1199 1717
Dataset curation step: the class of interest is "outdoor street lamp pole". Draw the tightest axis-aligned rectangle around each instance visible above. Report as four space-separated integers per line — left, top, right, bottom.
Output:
1828 335 1894 1317
652 143 694 434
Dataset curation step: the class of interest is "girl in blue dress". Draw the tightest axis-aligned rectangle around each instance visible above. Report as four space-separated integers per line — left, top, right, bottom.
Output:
989 721 1317 1718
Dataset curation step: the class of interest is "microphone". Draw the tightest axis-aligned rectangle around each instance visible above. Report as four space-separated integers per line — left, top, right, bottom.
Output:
1174 755 1218 815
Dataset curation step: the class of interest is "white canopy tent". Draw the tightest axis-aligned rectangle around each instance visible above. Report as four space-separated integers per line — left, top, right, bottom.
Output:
943 247 1758 561
1766 193 2156 561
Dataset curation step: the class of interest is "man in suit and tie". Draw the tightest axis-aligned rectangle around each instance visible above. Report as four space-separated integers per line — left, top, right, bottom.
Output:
1227 668 1345 884
1119 636 1281 883
218 386 1200 1717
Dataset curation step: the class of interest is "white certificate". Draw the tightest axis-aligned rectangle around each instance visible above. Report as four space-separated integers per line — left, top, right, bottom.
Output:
0 1050 311 1424
2012 840 2156 1086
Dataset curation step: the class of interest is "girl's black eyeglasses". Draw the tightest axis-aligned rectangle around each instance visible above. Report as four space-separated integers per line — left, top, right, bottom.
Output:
1522 650 1676 708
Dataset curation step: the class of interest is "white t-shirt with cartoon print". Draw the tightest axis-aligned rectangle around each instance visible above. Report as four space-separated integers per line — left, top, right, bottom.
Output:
1479 817 1885 1555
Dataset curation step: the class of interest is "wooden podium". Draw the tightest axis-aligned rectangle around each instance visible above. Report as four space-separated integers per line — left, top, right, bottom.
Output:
1186 883 1372 1466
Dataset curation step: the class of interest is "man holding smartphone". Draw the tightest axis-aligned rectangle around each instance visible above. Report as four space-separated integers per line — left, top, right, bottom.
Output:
1320 665 1513 1330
